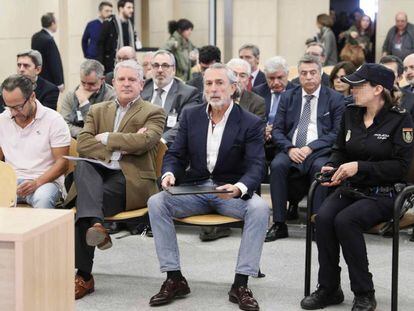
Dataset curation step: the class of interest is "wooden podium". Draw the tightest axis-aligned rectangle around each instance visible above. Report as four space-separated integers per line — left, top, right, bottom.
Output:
0 208 74 311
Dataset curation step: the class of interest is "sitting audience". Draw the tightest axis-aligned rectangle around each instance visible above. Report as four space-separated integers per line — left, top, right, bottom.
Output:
403 53 414 93
147 63 269 310
105 46 137 86
60 59 115 138
141 50 200 145
16 49 59 110
266 55 345 242
74 60 166 300
239 44 267 88
0 74 70 208
329 61 356 97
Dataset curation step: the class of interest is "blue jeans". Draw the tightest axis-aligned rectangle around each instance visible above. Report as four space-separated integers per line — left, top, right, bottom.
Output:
17 179 61 209
148 182 270 276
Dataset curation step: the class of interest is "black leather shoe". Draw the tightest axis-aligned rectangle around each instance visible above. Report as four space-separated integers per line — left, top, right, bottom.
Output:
300 287 344 310
228 286 260 311
352 293 377 311
199 226 231 241
265 223 288 242
149 277 190 306
286 203 299 220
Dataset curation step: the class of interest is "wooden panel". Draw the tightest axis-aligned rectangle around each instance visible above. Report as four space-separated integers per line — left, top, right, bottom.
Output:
0 242 15 311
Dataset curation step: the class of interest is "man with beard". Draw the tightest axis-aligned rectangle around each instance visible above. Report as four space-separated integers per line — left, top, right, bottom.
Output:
403 53 414 93
0 74 70 208
141 49 199 145
147 63 269 311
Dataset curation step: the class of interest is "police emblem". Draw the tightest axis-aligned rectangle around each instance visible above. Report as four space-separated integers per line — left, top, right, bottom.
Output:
402 128 413 143
345 130 351 142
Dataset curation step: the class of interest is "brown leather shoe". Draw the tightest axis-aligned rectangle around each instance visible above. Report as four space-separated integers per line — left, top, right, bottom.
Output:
149 277 191 306
228 286 260 311
86 223 112 250
75 275 94 300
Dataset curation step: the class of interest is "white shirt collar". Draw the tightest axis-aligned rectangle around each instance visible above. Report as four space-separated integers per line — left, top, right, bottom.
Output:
205 101 234 122
42 28 54 37
251 69 259 79
115 96 140 110
301 85 321 100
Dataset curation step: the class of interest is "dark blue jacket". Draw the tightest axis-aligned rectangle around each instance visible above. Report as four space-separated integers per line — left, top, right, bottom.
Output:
272 85 345 154
162 104 265 198
82 19 103 59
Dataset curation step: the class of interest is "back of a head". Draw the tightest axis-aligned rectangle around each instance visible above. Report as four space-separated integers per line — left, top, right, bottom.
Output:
168 19 194 36
317 13 333 28
41 12 55 28
199 45 221 64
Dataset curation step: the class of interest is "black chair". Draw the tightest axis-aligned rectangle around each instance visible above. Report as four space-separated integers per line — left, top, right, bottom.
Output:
304 180 414 311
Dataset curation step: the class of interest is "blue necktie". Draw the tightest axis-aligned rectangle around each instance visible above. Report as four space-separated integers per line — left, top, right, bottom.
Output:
268 92 280 124
295 95 314 147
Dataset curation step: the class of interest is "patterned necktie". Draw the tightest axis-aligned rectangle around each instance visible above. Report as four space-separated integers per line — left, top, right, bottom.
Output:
295 95 314 147
153 88 164 106
268 92 280 125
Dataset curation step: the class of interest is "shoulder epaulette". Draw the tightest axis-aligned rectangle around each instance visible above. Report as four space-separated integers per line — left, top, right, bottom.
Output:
391 105 406 114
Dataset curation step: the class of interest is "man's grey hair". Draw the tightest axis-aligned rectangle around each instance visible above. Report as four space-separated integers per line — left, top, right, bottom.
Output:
80 59 105 78
227 58 251 76
17 50 43 67
264 56 289 75
1 74 35 99
306 42 326 57
298 54 322 72
153 49 176 66
205 63 237 84
114 59 144 80
239 44 260 58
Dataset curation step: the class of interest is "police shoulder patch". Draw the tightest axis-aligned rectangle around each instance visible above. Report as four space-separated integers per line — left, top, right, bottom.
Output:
391 105 406 114
402 128 413 143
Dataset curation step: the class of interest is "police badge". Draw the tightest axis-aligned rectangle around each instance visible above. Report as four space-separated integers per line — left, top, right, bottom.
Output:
345 130 351 142
402 128 413 143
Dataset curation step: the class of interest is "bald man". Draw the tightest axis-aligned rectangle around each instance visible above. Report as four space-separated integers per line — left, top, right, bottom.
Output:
383 12 414 60
403 53 414 93
105 46 137 85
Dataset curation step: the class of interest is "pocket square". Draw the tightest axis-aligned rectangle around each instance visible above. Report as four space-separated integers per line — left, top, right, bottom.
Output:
323 112 330 116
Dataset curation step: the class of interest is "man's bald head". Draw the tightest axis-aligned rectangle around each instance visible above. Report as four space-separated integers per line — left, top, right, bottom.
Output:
404 53 414 85
396 12 408 32
115 46 137 63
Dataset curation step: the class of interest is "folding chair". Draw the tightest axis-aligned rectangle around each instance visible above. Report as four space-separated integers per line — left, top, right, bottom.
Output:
0 161 17 207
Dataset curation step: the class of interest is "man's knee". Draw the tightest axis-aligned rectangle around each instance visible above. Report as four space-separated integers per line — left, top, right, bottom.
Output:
148 191 168 217
30 186 60 209
246 197 270 221
270 153 291 173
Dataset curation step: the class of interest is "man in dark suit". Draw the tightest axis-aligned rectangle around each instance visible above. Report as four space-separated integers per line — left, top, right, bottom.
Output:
380 55 414 120
291 43 330 87
239 44 266 88
266 55 345 242
141 50 200 145
403 53 414 93
253 56 295 161
147 63 269 310
16 50 59 110
187 45 221 100
31 13 64 91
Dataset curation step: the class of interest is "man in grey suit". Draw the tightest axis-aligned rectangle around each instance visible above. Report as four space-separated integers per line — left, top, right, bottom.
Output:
227 58 266 120
141 50 200 145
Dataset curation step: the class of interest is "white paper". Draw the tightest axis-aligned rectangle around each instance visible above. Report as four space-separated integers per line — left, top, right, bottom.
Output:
64 156 119 170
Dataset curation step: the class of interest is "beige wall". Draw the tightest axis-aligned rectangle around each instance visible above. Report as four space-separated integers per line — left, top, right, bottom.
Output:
376 0 414 61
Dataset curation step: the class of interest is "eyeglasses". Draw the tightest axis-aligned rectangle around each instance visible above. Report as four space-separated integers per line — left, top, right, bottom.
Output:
151 63 174 70
4 95 31 112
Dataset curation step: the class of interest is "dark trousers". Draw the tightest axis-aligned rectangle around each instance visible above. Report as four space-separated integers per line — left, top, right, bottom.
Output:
316 189 393 295
74 161 126 273
269 152 329 222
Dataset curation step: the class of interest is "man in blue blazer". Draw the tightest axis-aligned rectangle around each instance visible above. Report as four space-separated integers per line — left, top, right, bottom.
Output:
147 63 269 311
266 55 345 242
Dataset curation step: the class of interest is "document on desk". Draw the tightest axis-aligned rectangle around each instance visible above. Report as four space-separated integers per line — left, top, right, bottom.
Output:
64 156 119 170
166 185 233 195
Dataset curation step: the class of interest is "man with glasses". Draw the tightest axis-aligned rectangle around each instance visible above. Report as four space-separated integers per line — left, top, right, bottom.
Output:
104 46 137 86
0 74 71 208
60 59 116 138
142 49 200 145
292 43 330 87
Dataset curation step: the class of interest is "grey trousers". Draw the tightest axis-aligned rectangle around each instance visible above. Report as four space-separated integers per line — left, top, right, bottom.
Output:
148 186 270 276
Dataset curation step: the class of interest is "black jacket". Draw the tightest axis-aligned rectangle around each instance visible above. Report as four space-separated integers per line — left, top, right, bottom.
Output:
31 29 64 86
35 76 59 110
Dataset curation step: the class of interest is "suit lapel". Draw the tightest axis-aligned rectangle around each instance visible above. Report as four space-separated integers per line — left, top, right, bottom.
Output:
141 80 153 101
292 88 303 129
316 87 328 137
105 102 117 131
117 99 143 132
213 105 240 172
197 108 209 170
164 80 178 114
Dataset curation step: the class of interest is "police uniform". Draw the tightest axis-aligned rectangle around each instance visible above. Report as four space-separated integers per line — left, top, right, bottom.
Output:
301 63 414 311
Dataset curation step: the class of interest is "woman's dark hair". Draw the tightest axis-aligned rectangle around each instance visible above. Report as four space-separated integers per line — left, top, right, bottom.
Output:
329 61 356 88
368 82 400 106
317 14 333 28
357 14 373 36
168 19 194 35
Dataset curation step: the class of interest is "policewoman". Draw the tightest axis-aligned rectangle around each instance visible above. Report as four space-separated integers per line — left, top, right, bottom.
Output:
301 63 414 311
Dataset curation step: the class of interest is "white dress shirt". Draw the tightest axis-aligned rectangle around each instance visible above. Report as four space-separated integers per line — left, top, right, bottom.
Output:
292 85 321 147
151 79 174 109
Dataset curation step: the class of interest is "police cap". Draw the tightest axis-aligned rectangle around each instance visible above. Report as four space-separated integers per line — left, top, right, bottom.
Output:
341 63 395 91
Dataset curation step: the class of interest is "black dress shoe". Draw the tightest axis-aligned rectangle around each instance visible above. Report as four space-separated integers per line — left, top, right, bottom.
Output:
149 277 191 306
228 286 260 311
265 223 288 242
286 203 299 220
199 226 231 241
352 293 377 311
300 287 344 310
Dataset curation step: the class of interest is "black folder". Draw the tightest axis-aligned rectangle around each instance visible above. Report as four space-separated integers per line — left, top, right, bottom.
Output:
166 185 232 195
